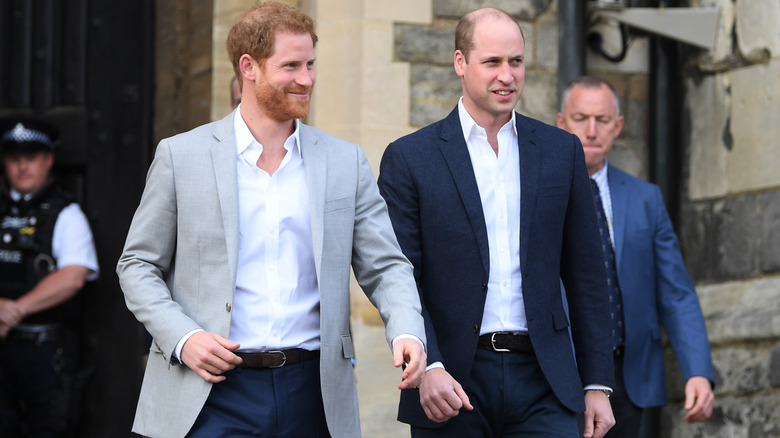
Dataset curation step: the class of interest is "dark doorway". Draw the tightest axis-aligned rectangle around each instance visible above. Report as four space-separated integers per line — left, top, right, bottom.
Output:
1 0 155 435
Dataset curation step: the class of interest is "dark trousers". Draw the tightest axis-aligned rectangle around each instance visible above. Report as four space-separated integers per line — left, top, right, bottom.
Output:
604 352 643 438
187 357 330 438
412 347 578 438
0 330 79 438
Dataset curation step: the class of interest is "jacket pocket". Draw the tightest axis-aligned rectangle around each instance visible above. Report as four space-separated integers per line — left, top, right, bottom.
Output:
553 307 571 331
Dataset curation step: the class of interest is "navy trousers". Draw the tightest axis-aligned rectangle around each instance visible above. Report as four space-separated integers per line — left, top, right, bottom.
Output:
604 353 643 438
412 347 578 437
186 357 330 438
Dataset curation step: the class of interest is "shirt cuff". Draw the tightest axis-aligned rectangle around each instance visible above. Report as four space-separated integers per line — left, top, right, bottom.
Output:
426 361 444 372
174 328 204 363
584 383 613 393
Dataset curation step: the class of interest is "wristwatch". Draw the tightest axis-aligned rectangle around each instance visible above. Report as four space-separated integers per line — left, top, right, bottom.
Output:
586 389 611 398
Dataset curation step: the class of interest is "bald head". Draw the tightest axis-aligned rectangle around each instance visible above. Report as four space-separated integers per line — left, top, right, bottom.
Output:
456 8 524 63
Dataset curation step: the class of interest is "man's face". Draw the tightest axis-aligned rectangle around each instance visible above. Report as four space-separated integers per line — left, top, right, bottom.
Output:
454 15 525 127
3 150 53 195
557 84 624 176
253 31 315 122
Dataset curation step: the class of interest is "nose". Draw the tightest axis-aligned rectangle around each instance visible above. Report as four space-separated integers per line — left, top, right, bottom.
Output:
296 65 314 88
586 118 597 138
497 62 512 83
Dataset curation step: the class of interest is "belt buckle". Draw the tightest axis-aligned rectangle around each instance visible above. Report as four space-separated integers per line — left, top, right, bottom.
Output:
267 350 287 368
490 333 510 352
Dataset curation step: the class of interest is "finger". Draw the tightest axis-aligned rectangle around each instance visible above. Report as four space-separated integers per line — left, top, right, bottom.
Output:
392 342 408 368
583 415 595 438
453 385 473 411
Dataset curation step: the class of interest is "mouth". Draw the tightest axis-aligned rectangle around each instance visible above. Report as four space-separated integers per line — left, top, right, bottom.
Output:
493 89 515 98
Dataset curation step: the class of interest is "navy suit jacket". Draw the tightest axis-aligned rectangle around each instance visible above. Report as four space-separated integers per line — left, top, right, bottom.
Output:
607 165 715 407
378 108 615 427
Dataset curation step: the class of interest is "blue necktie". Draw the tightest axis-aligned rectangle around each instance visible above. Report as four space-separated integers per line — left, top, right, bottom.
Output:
590 179 624 350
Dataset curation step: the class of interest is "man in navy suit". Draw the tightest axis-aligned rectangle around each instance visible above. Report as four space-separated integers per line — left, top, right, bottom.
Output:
557 76 715 437
379 8 615 438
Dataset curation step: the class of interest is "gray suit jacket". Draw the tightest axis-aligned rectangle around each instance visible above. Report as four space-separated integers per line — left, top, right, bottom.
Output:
117 111 425 438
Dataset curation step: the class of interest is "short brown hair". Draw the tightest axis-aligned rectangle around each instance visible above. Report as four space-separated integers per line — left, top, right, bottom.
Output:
226 2 318 82
455 8 523 63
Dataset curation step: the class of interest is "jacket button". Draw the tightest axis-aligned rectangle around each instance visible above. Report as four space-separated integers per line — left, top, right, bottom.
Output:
481 283 487 291
473 325 479 334
226 303 232 312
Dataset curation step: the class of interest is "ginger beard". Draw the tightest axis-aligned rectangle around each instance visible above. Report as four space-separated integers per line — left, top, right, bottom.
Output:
254 66 312 122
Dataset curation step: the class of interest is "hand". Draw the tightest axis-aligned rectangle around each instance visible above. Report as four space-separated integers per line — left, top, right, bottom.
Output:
393 338 427 389
419 368 473 423
180 331 242 383
583 390 615 438
0 299 24 329
683 376 714 423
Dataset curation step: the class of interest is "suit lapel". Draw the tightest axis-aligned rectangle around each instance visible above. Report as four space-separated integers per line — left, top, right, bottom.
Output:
516 114 540 274
608 166 629 270
299 123 325 280
437 109 490 276
210 112 240 278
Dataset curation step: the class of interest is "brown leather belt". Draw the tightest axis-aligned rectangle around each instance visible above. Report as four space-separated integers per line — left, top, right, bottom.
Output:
234 348 320 369
478 332 534 354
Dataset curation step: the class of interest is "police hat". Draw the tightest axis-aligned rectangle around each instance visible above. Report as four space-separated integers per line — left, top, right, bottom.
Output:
0 116 60 155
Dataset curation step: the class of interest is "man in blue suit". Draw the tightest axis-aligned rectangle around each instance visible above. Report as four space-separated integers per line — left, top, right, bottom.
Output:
557 76 715 437
379 8 615 438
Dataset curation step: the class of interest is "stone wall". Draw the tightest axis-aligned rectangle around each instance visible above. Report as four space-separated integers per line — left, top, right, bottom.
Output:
154 0 214 144
671 0 780 436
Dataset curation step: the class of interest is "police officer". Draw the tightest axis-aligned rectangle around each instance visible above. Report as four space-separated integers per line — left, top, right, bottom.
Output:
0 116 99 437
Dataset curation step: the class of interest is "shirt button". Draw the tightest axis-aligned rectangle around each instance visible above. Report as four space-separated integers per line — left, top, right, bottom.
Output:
225 303 232 312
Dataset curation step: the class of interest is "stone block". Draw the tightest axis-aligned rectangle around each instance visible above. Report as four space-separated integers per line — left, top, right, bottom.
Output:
729 60 780 193
536 18 557 69
713 195 760 280
679 201 715 282
432 0 551 21
685 73 730 200
394 24 454 65
519 70 557 124
735 0 780 61
770 343 780 387
696 276 780 344
409 64 461 127
660 394 780 438
761 190 780 274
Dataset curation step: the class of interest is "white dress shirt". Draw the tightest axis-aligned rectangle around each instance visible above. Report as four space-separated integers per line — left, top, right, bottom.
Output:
457 99 527 335
229 112 320 351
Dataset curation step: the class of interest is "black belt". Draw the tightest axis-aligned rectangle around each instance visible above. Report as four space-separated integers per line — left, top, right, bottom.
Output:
5 324 62 345
478 332 534 354
234 348 320 369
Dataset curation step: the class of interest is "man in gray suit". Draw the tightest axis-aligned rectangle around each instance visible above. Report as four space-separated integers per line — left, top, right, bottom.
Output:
116 3 426 437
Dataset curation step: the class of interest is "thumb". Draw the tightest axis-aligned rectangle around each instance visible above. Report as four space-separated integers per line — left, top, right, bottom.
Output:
583 411 595 438
684 387 695 411
392 342 406 368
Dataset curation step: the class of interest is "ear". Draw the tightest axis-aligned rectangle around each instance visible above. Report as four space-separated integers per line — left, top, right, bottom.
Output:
239 54 258 81
44 152 54 171
556 112 564 129
614 115 625 137
454 50 466 77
